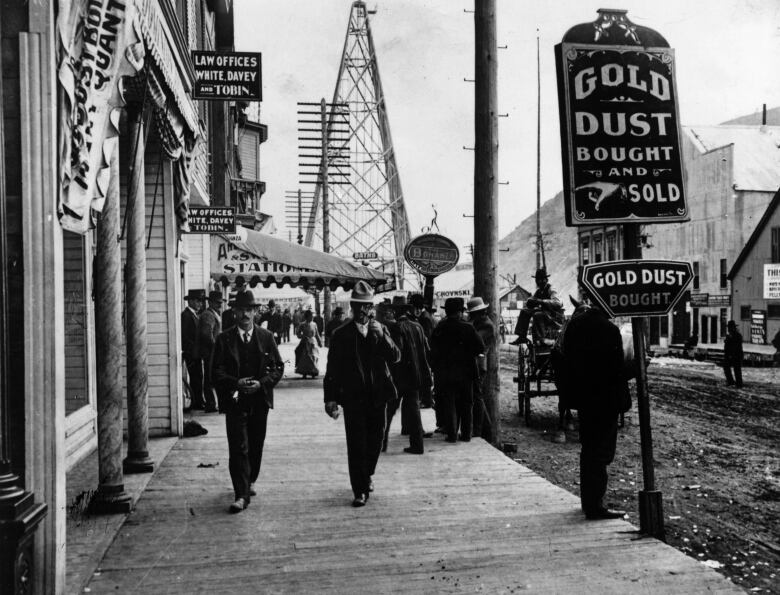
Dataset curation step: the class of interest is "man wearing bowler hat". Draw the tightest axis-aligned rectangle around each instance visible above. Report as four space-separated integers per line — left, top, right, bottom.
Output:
212 290 284 513
324 281 400 507
511 268 564 347
198 290 225 413
182 289 206 410
430 297 485 443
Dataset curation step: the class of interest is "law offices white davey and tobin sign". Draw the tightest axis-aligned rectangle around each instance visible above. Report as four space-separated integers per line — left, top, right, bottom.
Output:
192 51 262 100
555 10 688 226
185 206 236 233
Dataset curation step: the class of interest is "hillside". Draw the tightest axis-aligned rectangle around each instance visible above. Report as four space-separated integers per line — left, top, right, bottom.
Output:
498 192 581 314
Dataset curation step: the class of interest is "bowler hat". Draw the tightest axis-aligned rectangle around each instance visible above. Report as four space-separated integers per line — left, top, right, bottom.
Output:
350 280 375 304
533 268 549 280
208 290 224 303
185 289 206 301
229 290 259 308
409 294 425 307
333 306 344 316
466 296 489 313
444 297 465 313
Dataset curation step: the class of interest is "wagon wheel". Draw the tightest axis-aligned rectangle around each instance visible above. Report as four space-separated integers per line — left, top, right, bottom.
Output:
524 344 534 426
517 346 526 415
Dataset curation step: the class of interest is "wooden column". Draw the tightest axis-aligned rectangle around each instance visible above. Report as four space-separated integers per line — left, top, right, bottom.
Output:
321 99 332 324
474 0 500 443
92 146 131 513
123 107 153 473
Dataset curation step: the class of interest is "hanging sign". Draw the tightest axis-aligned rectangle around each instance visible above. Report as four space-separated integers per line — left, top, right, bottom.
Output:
404 234 459 277
185 206 236 233
579 259 693 317
555 11 688 226
192 51 262 100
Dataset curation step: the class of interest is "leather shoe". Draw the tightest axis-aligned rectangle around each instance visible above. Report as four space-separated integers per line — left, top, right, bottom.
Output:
422 432 434 438
249 483 256 497
352 493 368 507
368 479 374 493
403 447 424 454
585 507 626 520
229 498 247 513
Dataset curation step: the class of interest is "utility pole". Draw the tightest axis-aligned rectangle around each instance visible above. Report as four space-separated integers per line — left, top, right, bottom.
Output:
535 33 544 271
474 0 500 444
321 98 331 324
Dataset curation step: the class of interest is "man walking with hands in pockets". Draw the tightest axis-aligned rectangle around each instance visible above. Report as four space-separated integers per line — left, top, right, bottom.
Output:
324 281 400 507
212 290 284 513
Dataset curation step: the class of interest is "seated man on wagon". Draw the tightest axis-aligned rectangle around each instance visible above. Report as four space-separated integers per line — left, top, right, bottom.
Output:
510 268 565 348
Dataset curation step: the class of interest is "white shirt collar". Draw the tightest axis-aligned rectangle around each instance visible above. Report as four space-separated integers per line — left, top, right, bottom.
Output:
355 321 368 337
239 326 254 341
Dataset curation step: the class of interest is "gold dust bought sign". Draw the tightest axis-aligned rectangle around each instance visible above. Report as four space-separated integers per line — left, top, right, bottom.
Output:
192 51 262 100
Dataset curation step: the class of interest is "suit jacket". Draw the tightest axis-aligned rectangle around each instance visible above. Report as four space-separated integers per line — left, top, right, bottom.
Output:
181 308 199 361
430 317 485 385
324 320 401 406
198 308 222 368
212 324 284 412
390 315 432 392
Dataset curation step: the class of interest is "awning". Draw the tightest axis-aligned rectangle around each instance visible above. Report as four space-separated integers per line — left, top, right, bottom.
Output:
211 227 393 291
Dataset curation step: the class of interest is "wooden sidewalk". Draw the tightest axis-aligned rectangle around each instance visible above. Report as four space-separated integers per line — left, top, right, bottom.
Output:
85 381 741 594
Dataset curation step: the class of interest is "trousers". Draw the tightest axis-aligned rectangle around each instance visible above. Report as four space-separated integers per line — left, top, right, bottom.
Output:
384 390 424 452
343 401 386 497
578 408 619 514
225 400 269 502
438 381 473 441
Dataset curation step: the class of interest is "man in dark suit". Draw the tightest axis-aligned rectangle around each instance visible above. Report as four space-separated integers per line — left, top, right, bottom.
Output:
324 281 400 507
198 290 224 413
182 289 206 410
562 303 630 520
430 297 485 443
212 290 284 513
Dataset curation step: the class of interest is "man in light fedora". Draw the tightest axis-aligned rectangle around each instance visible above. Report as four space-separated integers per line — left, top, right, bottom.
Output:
324 281 400 507
510 268 564 348
212 290 284 513
182 289 206 410
467 296 494 440
198 290 225 413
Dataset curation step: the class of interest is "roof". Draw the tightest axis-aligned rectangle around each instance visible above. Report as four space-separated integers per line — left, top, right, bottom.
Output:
210 227 391 290
728 186 780 280
683 125 780 191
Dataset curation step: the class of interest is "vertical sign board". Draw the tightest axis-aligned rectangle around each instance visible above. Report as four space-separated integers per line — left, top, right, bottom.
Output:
751 310 767 344
555 12 688 226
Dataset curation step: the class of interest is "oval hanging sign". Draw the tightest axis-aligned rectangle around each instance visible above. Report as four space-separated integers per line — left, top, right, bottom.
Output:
404 234 459 277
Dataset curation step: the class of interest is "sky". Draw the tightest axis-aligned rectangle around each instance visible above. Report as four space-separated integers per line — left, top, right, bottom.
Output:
234 0 780 253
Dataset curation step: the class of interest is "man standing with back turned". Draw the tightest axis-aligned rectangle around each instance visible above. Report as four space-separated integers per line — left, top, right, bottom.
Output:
212 290 284 513
324 281 400 507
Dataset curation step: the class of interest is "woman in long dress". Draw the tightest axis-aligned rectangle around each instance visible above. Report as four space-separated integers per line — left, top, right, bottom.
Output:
295 310 322 378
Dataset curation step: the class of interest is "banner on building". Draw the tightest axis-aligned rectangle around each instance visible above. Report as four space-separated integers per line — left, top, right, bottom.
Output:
764 264 780 299
57 0 143 234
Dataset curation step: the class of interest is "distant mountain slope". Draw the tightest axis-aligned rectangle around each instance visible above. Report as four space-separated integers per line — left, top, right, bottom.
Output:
498 191 581 314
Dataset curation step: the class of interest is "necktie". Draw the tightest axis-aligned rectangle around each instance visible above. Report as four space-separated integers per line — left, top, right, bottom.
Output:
243 331 250 344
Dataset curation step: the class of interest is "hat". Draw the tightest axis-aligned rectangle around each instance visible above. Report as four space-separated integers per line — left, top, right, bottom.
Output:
391 295 410 310
208 290 224 303
228 290 259 308
333 306 344 316
466 296 489 313
268 299 276 308
349 280 375 303
444 297 465 314
409 294 425 307
533 268 549 280
185 289 206 301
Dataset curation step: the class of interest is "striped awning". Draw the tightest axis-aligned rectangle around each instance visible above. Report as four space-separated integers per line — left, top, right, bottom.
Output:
210 227 393 291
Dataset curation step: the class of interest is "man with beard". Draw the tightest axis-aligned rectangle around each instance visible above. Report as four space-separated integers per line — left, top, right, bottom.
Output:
324 281 400 507
212 290 284 513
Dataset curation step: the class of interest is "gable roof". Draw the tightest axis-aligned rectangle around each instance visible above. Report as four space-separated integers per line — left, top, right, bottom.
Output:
683 125 780 191
728 186 780 280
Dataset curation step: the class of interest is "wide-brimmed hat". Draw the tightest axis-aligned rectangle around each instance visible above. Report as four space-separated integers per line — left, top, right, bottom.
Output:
185 289 206 301
350 280 375 303
466 296 489 313
444 297 465 313
229 290 259 308
409 294 425 308
208 290 224 303
533 268 549 280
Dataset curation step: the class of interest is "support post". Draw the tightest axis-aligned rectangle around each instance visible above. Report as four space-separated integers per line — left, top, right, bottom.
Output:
123 106 154 473
297 189 303 245
92 146 131 513
321 99 332 323
423 276 435 311
474 0 500 444
623 223 665 540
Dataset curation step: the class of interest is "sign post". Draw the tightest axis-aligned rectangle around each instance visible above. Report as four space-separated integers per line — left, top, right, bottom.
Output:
403 234 460 308
556 9 689 539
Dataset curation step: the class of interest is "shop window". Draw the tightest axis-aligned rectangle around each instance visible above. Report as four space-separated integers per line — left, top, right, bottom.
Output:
772 227 780 263
661 315 669 337
768 304 780 319
720 258 727 289
740 305 751 320
593 235 603 263
693 261 700 290
720 308 728 336
581 240 590 265
605 232 616 261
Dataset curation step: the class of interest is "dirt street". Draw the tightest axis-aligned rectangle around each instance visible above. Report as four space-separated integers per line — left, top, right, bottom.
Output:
497 350 780 593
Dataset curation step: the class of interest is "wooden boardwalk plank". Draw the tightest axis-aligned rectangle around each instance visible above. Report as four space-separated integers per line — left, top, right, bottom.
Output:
85 384 741 594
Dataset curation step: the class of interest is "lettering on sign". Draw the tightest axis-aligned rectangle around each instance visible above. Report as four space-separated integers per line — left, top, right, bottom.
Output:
580 259 693 317
764 264 780 299
556 31 688 225
404 234 460 277
192 51 262 100
185 207 236 233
